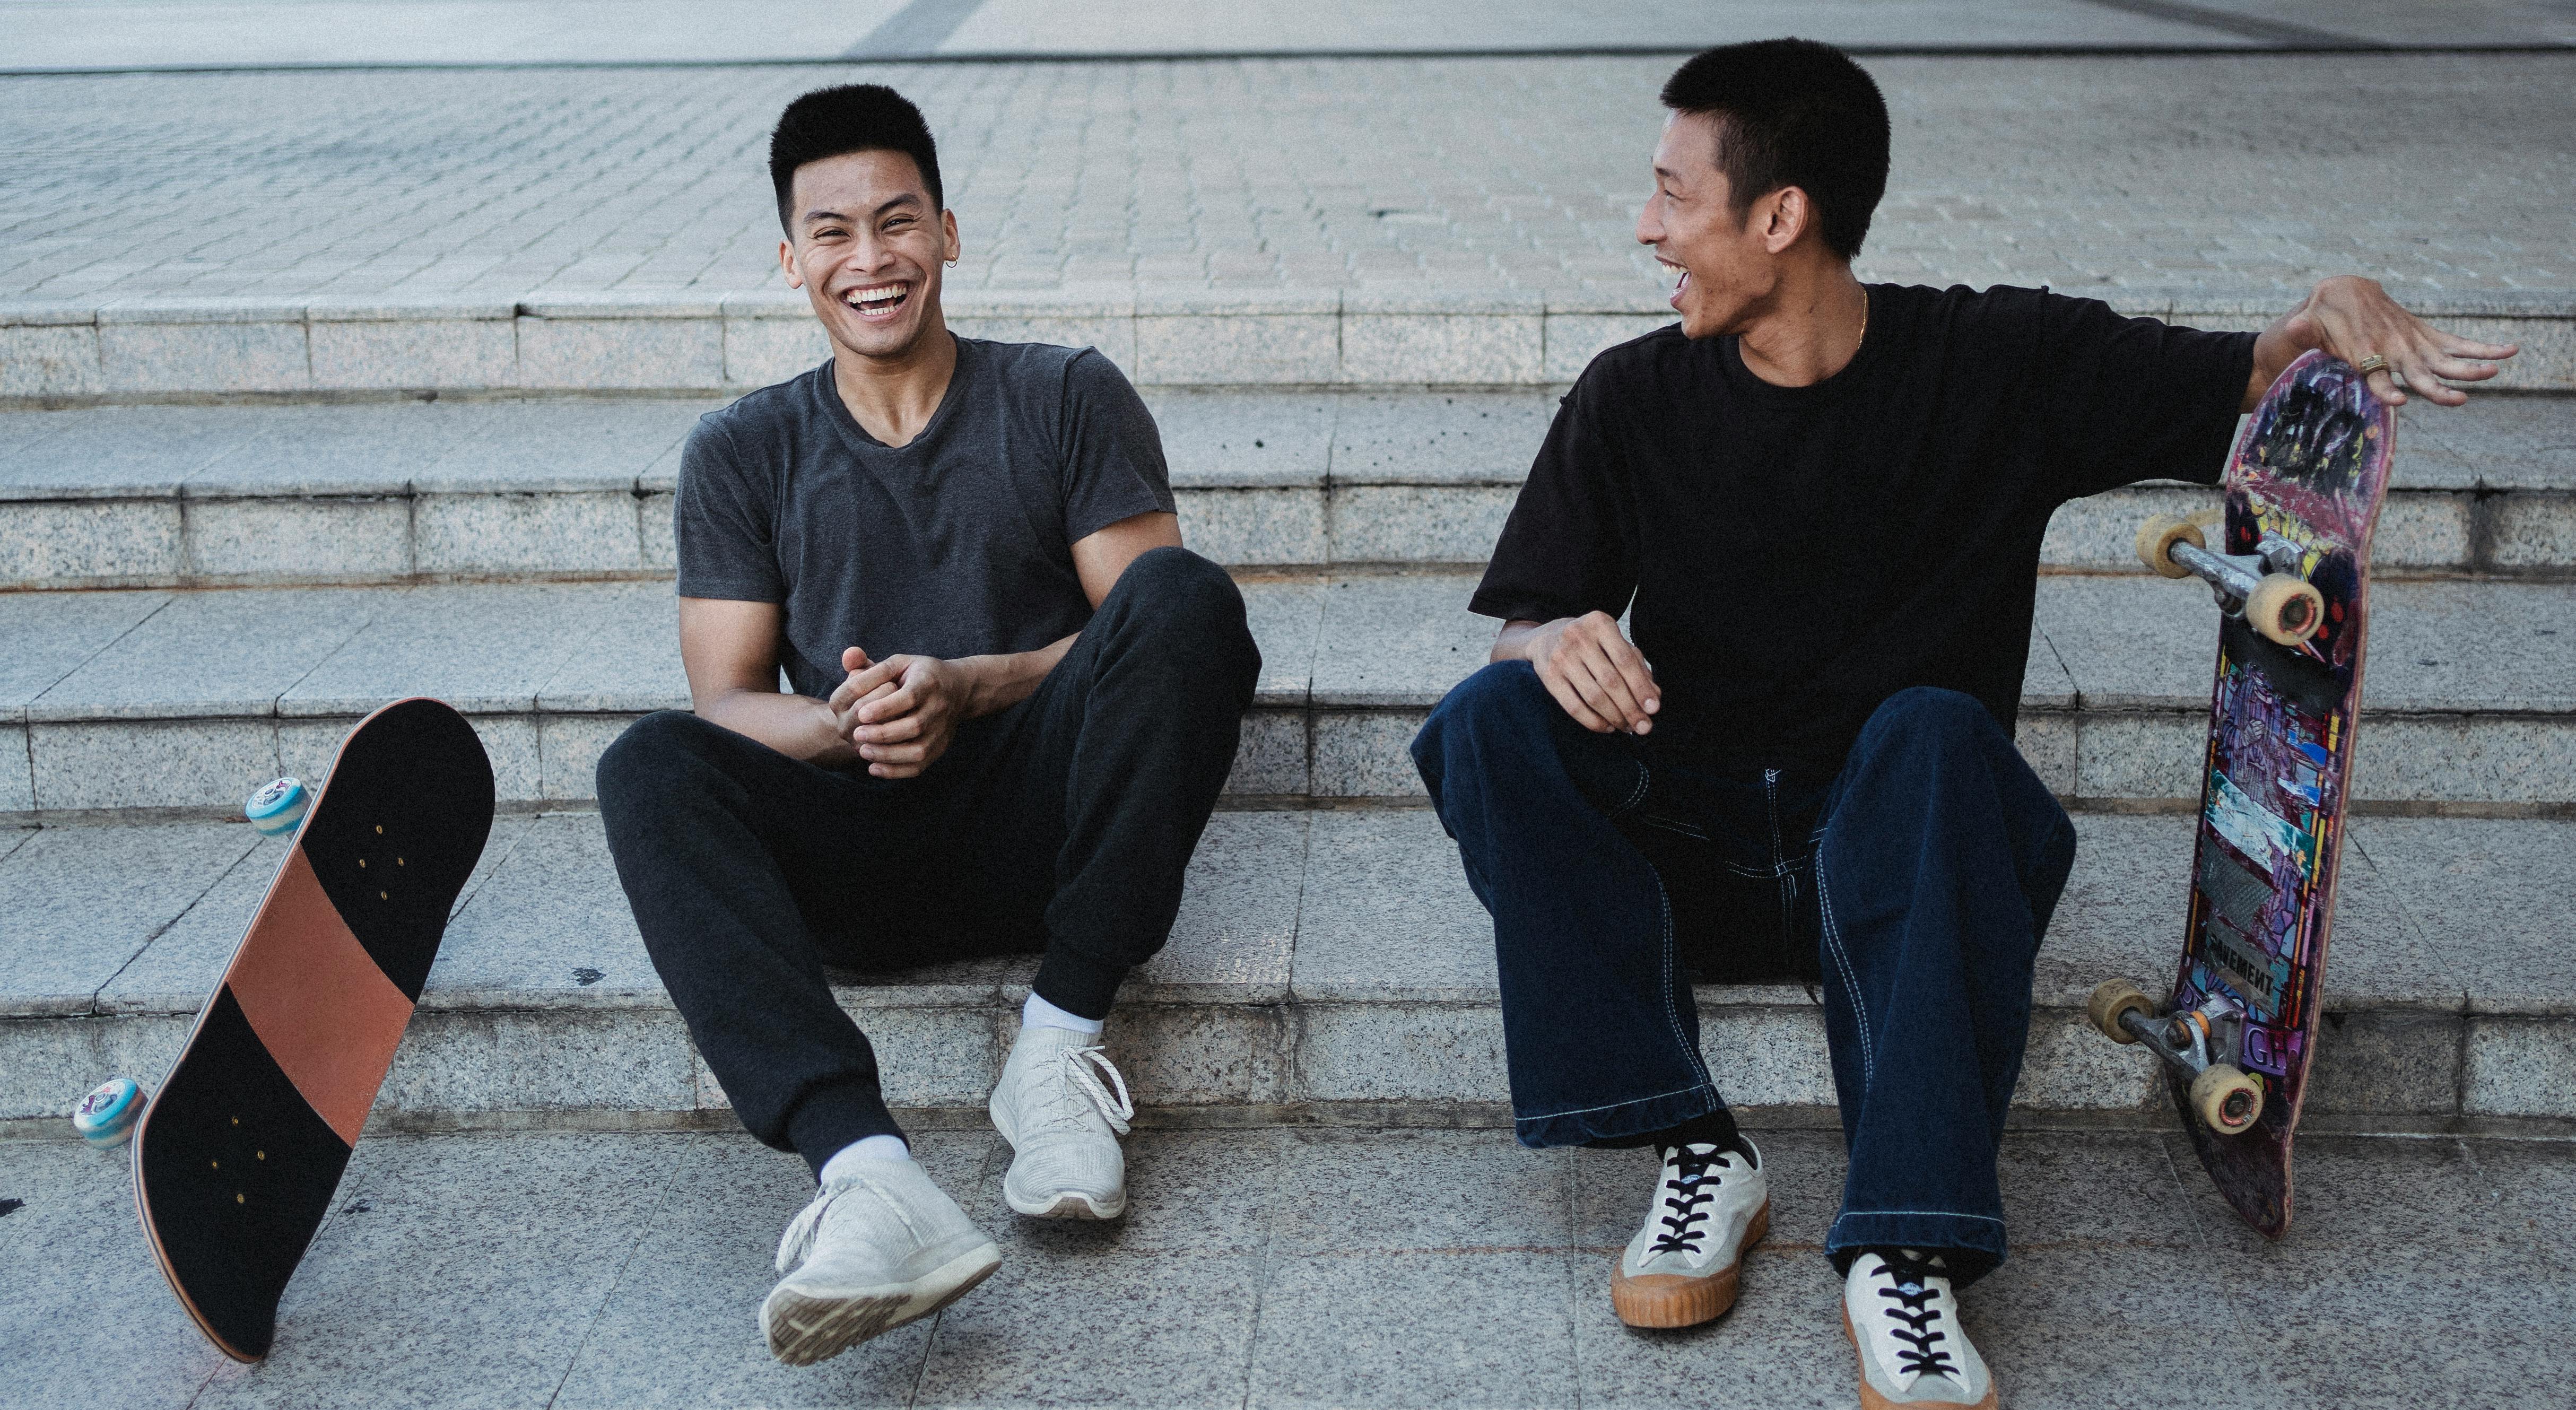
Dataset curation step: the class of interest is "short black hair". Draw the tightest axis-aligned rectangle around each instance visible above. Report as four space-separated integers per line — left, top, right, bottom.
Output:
1659 39 1890 261
768 84 944 234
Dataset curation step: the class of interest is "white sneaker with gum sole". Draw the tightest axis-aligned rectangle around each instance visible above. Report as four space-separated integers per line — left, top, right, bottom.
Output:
1841 1248 1996 1408
1611 1138 1770 1328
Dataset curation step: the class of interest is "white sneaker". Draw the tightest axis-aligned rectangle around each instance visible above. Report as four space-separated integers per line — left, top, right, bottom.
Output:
759 1156 1002 1367
1842 1249 1996 1409
988 1022 1136 1219
1610 1137 1771 1328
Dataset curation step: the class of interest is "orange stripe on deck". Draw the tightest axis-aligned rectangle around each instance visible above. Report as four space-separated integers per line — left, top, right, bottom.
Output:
228 848 415 1146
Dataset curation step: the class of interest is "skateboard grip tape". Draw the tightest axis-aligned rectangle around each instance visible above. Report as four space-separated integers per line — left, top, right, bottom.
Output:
225 848 414 1146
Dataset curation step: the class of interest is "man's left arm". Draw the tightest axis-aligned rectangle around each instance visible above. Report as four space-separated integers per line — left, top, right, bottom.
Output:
830 511 1183 778
2247 275 2518 411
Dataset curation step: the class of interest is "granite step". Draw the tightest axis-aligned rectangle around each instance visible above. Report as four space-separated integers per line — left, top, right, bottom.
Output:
3 807 2567 1134
6 289 2574 405
1 390 2569 589
3 570 2569 817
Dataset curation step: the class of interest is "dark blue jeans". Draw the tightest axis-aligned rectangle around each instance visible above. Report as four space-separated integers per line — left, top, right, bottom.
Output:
1411 662 2076 1282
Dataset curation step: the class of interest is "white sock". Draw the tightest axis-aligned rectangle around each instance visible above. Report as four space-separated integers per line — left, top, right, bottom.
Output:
820 1134 911 1183
1021 990 1105 1035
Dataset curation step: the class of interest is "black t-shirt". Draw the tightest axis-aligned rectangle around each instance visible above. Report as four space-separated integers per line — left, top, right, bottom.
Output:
677 337 1174 700
1472 283 2255 773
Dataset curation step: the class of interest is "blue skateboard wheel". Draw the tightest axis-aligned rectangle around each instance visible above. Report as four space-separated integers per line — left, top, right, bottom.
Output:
73 1076 145 1148
245 777 309 837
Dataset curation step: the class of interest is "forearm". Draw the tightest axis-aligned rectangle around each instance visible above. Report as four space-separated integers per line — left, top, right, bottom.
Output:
2246 313 2315 413
1492 620 1548 664
952 632 1078 718
2246 291 2334 412
696 686 856 766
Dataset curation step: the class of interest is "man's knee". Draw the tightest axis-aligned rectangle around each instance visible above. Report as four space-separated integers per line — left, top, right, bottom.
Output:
1853 686 2004 760
1416 660 1556 761
1117 545 1240 624
596 710 719 812
1107 546 1258 688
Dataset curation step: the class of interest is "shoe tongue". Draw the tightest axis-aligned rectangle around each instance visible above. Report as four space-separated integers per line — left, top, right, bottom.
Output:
1664 1142 1728 1180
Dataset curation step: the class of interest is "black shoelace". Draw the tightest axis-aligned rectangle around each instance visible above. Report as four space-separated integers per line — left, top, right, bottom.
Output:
1644 1145 1726 1256
1874 1251 1959 1378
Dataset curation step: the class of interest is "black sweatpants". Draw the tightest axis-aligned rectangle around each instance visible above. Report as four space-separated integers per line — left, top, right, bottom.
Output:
596 547 1261 1174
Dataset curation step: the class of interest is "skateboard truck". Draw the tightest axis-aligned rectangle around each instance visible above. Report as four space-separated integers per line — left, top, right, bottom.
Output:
2086 978 2266 1135
2135 515 2323 648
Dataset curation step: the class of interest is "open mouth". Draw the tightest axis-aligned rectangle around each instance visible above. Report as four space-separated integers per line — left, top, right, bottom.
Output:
1659 259 1691 309
842 282 911 321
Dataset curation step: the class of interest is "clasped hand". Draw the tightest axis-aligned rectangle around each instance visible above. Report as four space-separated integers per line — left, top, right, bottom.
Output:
828 646 967 778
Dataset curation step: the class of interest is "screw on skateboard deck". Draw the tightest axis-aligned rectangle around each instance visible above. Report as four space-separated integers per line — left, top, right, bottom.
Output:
2086 350 2394 1239
132 698 494 1360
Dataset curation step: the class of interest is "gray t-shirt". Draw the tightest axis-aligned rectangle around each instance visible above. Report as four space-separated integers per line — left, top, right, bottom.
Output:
675 337 1176 700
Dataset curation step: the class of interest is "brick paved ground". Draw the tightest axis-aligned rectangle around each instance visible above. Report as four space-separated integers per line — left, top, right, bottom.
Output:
1 51 2568 307
11 0 2574 69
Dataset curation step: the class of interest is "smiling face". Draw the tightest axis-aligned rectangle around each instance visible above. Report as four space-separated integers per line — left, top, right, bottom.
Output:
1637 110 1804 340
779 149 961 363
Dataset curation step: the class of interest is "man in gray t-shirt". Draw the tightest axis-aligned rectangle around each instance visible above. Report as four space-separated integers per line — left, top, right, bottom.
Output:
677 338 1178 697
595 84 1259 1368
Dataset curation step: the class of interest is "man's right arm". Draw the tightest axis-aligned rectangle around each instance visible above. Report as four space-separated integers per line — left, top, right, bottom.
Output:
678 597 857 766
1493 612 1659 736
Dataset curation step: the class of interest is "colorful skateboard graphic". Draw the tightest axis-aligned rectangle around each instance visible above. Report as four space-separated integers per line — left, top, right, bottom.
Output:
134 698 494 1360
2086 350 2394 1238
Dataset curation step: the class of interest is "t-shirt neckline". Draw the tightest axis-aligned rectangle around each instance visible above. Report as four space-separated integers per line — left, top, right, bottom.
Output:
1718 283 1884 405
817 332 973 452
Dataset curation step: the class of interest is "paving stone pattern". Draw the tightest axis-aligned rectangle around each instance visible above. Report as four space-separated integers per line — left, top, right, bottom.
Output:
19 0 2576 71
0 1125 2568 1408
2 53 2570 305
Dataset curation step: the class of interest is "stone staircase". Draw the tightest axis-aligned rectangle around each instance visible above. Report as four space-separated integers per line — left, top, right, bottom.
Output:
7 288 2574 404
7 806 2570 1136
3 353 2570 1142
4 388 2571 588
4 570 2572 814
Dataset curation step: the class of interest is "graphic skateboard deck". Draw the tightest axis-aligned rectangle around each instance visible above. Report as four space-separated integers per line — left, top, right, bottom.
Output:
2087 350 2394 1238
134 698 494 1360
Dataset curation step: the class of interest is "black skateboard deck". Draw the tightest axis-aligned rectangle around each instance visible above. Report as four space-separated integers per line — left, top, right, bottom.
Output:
134 698 494 1360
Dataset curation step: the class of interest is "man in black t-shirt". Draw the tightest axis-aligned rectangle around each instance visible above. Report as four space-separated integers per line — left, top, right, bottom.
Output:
1408 40 2513 1407
594 85 1259 1367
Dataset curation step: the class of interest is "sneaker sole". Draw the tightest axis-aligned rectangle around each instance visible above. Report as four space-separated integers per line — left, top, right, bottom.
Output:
1003 1186 1127 1220
1609 1200 1769 1329
761 1241 1002 1367
1841 1304 1998 1410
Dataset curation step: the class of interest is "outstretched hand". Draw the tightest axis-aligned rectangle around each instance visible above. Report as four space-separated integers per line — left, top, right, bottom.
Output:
828 646 970 778
2258 275 2517 409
